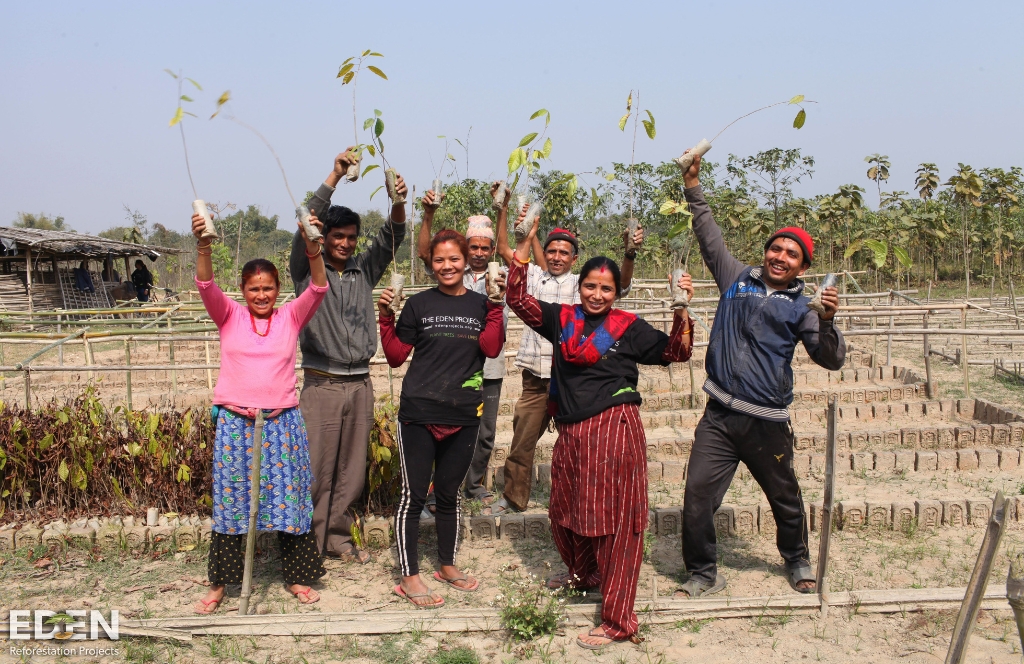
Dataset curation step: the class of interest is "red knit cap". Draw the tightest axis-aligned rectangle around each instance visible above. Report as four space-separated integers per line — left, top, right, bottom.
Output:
545 227 579 254
765 227 814 266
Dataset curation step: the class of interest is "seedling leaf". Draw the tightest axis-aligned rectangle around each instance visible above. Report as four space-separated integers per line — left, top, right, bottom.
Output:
843 239 864 260
788 94 805 105
186 78 202 91
58 459 69 481
362 164 379 177
374 118 384 137
618 112 630 131
366 145 376 157
169 107 184 127
367 65 388 80
364 117 375 130
625 92 632 111
793 109 807 129
362 49 371 56
447 153 456 161
374 109 382 117
530 108 551 126
519 132 538 147
642 120 656 139
605 173 616 182
337 63 354 78
370 185 384 200
369 52 383 57
541 137 552 158
863 239 888 268
342 72 355 85
667 219 693 238
164 69 178 79
508 148 527 174
180 95 193 102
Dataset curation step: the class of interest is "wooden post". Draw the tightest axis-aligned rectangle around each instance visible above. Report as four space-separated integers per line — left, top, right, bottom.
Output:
816 396 837 617
167 316 177 395
990 276 995 308
923 311 935 398
238 410 266 616
927 279 932 303
944 492 1008 664
1006 552 1024 658
24 248 32 318
84 336 94 381
204 332 213 390
23 369 30 409
56 312 63 365
961 309 970 398
664 320 675 388
870 303 877 368
125 339 133 411
886 292 894 365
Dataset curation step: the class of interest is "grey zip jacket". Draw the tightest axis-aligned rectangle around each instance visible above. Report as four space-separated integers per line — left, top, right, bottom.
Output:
290 182 405 375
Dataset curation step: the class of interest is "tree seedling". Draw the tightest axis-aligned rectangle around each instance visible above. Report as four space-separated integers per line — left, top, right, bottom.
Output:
675 95 815 172
504 110 575 239
211 92 321 242
166 69 218 239
337 49 388 183
616 89 657 251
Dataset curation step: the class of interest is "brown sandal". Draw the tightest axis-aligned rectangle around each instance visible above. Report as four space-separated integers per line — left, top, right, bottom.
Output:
394 584 444 609
193 597 222 614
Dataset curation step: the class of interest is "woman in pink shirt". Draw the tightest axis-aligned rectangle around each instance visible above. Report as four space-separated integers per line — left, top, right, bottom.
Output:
190 210 328 614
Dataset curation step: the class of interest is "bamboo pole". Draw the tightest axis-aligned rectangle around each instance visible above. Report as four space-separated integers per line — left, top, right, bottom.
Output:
83 337 94 380
923 311 935 398
23 369 31 408
816 396 837 617
944 492 1008 664
238 410 266 617
204 332 213 390
886 292 894 365
1007 553 1024 657
125 339 132 410
961 309 971 398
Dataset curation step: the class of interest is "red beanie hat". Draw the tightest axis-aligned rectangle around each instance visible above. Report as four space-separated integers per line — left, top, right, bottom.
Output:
545 227 579 255
765 227 814 266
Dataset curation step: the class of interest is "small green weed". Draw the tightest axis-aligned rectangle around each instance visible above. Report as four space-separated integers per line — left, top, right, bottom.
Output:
674 617 712 633
495 567 565 640
426 645 480 664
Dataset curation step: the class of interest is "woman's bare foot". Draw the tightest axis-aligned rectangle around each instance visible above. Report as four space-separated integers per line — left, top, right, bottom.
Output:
400 574 444 607
287 583 320 604
193 584 225 614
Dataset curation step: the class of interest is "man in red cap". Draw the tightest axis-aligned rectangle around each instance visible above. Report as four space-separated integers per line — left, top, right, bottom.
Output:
491 199 643 515
675 150 843 598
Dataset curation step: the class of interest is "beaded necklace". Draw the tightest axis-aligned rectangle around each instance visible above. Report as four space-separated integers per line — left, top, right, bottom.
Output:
250 311 273 337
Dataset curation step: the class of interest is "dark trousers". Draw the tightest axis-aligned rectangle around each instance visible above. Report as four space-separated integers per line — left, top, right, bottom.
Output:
682 399 809 585
208 531 325 586
301 371 374 557
395 423 478 577
464 378 503 499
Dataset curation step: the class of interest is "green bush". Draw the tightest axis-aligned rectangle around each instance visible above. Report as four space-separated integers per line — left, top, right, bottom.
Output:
495 568 565 640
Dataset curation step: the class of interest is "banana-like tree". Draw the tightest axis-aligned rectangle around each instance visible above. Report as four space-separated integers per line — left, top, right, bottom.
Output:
945 164 983 297
865 154 891 207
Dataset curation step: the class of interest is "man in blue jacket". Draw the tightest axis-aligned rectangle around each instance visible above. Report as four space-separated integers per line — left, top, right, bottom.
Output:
676 151 843 598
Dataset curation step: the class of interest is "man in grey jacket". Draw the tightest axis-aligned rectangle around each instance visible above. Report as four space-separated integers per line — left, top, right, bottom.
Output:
290 148 407 563
675 150 843 598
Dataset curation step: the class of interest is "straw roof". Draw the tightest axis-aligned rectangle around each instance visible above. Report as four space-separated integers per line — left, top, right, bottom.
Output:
0 227 181 260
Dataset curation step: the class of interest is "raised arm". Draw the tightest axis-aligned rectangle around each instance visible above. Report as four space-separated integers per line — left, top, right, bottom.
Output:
377 288 413 367
493 181 515 265
416 189 440 271
292 149 359 289
506 218 562 343
680 151 746 293
619 224 643 297
191 213 233 326
361 171 408 286
479 301 506 358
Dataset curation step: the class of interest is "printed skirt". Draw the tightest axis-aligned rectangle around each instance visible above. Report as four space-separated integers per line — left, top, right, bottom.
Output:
212 407 314 535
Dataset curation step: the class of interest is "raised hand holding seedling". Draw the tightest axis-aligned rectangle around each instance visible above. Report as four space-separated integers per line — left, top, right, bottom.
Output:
326 148 360 187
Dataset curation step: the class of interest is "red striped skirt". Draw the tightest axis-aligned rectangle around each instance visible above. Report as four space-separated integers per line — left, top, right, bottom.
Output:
548 403 648 537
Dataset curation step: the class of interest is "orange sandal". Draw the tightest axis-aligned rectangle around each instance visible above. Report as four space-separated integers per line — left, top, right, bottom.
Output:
193 597 222 615
289 586 320 604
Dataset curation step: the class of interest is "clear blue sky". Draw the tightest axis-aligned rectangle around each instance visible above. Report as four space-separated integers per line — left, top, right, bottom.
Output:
2 1 1022 235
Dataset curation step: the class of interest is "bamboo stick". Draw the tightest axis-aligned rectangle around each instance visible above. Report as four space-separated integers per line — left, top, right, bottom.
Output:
816 396 837 617
238 410 266 617
125 339 132 410
962 309 971 398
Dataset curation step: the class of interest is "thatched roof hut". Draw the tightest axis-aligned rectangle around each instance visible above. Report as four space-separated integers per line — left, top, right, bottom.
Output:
0 227 181 312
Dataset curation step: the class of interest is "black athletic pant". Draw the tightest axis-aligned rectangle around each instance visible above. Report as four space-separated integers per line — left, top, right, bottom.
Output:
395 423 478 577
682 399 809 585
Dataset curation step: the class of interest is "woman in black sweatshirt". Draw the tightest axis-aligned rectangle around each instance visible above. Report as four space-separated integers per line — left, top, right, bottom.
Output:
378 229 505 609
505 217 694 650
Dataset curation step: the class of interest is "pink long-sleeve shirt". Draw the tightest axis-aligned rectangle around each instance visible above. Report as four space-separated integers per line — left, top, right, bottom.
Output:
197 277 328 409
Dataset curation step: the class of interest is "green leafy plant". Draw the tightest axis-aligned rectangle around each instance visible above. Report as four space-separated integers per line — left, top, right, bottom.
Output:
337 50 388 190
506 109 564 195
945 163 984 296
617 90 657 222
495 567 565 640
45 612 75 639
865 154 891 207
